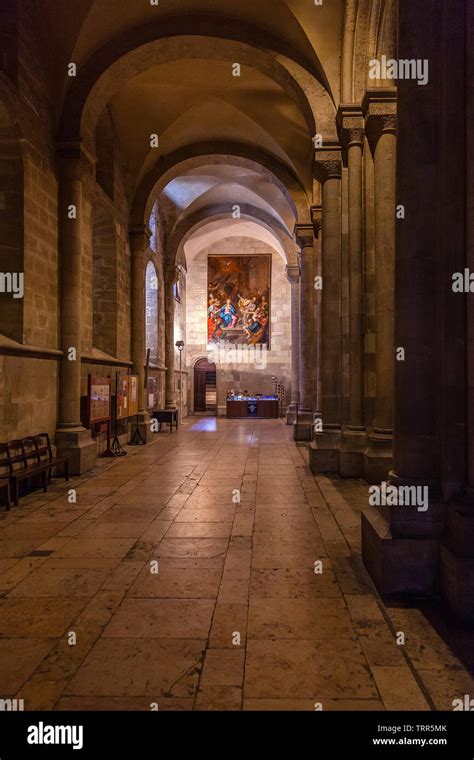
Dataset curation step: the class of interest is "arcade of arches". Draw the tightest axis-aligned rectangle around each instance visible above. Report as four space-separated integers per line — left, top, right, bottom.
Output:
0 0 473 710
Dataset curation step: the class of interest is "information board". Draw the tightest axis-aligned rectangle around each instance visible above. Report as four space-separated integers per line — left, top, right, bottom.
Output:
128 375 139 417
148 376 158 410
116 373 130 420
88 375 111 424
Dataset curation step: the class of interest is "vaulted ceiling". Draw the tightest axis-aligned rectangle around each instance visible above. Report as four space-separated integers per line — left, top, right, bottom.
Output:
38 0 349 263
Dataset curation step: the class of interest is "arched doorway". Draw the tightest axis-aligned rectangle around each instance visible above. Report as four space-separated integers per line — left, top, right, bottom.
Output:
194 358 217 414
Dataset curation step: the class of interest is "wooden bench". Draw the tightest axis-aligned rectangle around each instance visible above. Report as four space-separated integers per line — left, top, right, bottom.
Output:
0 434 70 508
35 433 70 483
0 478 10 512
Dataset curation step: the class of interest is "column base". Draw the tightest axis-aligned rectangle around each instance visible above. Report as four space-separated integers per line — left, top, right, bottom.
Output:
55 427 97 475
131 411 154 444
286 403 299 425
361 506 439 596
363 431 393 484
339 428 366 478
293 410 313 441
309 429 342 473
440 497 474 621
388 472 444 540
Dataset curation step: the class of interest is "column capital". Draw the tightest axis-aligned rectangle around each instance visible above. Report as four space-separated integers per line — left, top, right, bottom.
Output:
362 88 397 149
56 139 95 181
311 204 323 238
286 264 301 285
129 225 151 254
165 264 180 286
336 104 365 150
314 144 342 182
294 223 314 250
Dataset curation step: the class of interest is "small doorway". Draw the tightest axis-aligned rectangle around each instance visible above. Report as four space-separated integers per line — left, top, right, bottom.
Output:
194 358 217 414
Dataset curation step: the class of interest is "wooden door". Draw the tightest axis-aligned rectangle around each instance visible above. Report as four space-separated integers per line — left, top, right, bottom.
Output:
194 359 216 413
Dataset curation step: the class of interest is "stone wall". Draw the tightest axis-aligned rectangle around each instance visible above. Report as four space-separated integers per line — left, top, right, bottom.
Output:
185 236 291 414
0 354 58 440
0 1 59 442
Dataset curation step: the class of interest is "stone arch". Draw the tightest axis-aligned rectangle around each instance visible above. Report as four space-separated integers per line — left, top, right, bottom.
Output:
351 0 398 101
92 207 117 356
341 0 359 103
0 95 24 342
166 204 296 268
59 18 333 145
376 0 397 62
145 260 159 364
131 145 310 230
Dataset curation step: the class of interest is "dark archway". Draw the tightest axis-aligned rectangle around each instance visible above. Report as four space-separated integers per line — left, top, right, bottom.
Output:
194 358 217 414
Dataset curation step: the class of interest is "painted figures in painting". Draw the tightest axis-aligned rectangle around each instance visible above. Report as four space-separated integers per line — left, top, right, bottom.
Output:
207 255 271 346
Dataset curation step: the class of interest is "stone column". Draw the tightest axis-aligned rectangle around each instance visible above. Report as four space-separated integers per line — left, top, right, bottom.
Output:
285 264 300 424
362 90 397 483
362 1 468 598
130 225 153 444
439 0 472 617
165 267 178 409
293 224 314 441
337 106 366 477
312 205 322 419
310 147 343 472
55 142 96 474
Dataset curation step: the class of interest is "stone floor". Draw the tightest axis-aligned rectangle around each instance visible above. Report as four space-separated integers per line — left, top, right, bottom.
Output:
0 417 473 711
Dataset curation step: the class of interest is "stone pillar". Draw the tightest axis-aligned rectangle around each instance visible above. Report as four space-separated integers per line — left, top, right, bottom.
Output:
165 267 178 410
362 90 397 483
337 106 366 477
312 205 322 419
286 264 300 424
363 136 376 435
310 147 342 472
439 0 473 618
130 226 153 444
293 224 314 441
362 0 469 599
55 142 96 474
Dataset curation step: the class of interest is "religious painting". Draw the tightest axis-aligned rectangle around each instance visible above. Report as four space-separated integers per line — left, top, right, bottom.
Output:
207 255 271 346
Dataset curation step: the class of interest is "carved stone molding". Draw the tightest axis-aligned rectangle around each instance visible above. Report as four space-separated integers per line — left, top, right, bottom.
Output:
294 223 314 250
56 139 95 182
286 264 301 285
314 144 342 183
362 88 397 150
164 264 180 286
311 204 323 238
336 104 365 153
129 224 151 254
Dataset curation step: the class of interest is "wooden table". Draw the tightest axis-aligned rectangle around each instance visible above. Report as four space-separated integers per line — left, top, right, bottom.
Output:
226 398 279 419
151 409 179 433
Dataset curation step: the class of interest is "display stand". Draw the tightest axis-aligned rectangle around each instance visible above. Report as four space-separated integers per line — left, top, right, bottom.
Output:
127 374 143 445
129 414 145 446
83 375 115 457
107 372 127 457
